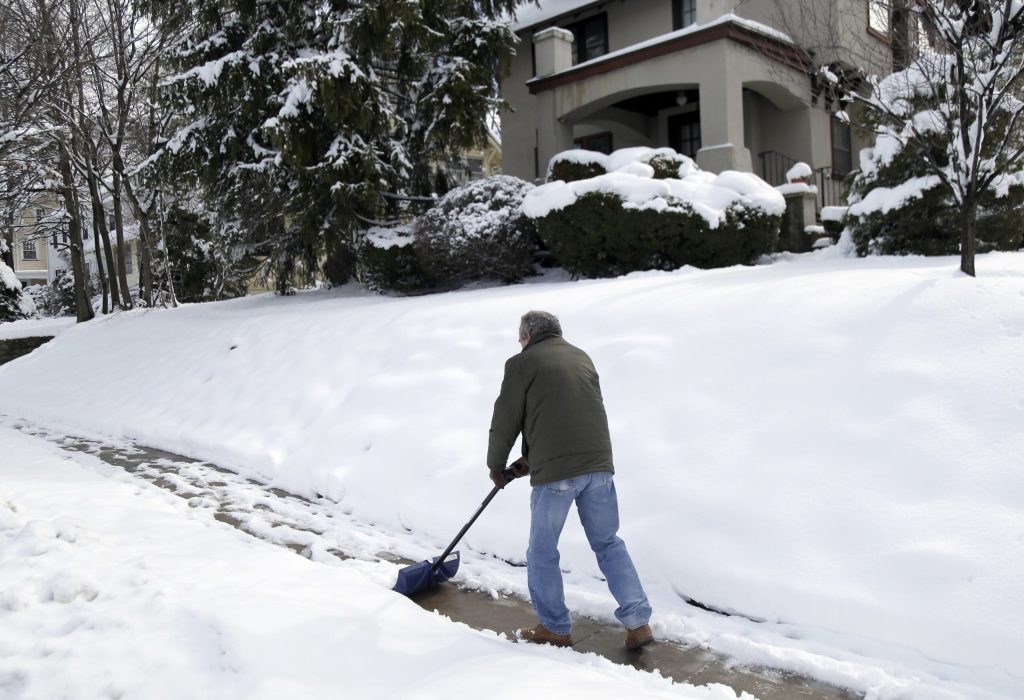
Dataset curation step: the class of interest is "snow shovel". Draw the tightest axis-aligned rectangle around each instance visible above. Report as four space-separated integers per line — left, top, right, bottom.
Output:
393 465 518 596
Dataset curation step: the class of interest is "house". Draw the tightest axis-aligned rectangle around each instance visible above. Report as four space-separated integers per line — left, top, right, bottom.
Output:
6 193 61 288
5 193 143 292
501 0 898 206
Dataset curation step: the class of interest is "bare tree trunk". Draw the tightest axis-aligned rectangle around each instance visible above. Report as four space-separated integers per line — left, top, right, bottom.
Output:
86 167 121 311
93 215 109 314
960 201 977 277
58 141 94 323
1 211 13 269
119 175 155 304
111 170 133 307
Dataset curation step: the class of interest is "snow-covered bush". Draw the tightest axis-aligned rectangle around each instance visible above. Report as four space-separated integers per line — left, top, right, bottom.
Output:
547 147 700 183
357 226 423 293
413 176 537 287
1 240 37 322
524 149 784 277
23 274 74 318
548 150 608 183
820 206 848 244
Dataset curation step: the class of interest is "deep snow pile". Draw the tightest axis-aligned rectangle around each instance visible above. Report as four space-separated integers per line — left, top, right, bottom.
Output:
1 252 1023 699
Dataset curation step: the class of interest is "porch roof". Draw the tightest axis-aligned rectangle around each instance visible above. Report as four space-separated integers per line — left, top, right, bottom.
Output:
527 14 808 94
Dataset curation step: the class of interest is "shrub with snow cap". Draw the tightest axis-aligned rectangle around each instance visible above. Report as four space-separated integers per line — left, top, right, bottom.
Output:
524 148 784 276
357 225 423 293
547 150 608 182
413 175 537 287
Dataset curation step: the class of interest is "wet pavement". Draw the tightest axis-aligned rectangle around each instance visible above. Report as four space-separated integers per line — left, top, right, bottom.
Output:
14 423 861 700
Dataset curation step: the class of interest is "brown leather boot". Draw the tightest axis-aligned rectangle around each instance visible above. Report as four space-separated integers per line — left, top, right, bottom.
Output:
516 624 573 647
624 623 654 651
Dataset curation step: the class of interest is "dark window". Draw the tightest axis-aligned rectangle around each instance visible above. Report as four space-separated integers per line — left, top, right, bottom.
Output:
831 115 852 176
566 14 608 64
668 112 702 159
22 238 38 260
673 0 697 30
574 132 613 154
36 208 45 223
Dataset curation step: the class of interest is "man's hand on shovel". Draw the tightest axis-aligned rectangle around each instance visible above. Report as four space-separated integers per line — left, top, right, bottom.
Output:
490 458 530 489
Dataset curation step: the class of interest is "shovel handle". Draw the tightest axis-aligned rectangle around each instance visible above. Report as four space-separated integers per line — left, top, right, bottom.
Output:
430 466 516 572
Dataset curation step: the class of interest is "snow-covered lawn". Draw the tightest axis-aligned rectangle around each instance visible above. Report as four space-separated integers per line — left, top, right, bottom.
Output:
1 250 1022 699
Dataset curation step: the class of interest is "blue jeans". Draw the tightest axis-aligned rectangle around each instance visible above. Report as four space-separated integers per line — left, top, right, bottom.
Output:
527 471 651 635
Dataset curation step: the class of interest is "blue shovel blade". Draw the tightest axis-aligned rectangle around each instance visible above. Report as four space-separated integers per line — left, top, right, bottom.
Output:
393 551 461 596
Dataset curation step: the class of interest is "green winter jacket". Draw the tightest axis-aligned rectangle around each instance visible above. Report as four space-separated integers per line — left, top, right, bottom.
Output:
487 332 614 485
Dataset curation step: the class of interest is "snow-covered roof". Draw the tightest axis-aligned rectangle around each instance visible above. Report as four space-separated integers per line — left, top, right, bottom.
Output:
526 13 794 83
510 0 599 32
511 1 793 49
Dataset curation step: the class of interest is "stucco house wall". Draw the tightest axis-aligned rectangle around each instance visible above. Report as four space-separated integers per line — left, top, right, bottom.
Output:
501 0 892 208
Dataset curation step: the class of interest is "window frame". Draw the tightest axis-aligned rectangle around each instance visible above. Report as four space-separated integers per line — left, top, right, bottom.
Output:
830 114 853 177
867 0 891 42
565 13 609 65
667 111 702 159
673 0 697 31
574 131 614 154
22 238 38 261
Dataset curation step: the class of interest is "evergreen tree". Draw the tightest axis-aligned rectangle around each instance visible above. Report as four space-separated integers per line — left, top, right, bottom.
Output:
844 1 1024 272
147 0 517 292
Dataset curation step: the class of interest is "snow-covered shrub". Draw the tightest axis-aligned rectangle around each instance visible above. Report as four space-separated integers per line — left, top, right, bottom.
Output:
1 241 37 322
22 272 78 318
413 175 537 287
820 206 847 243
523 154 784 277
357 226 423 293
644 151 698 179
548 151 607 182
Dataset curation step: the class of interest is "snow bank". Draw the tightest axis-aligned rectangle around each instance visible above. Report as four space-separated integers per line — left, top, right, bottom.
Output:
1 253 1023 699
0 317 74 340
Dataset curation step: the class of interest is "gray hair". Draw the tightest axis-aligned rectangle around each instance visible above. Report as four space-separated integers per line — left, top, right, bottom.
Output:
519 310 562 343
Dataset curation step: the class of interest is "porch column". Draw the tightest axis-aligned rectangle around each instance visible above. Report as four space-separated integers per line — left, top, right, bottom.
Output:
533 27 575 179
697 70 752 173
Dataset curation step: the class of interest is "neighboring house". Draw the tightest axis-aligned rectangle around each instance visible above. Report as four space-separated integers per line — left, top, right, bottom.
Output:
7 192 143 291
433 127 504 191
502 0 897 206
81 208 142 291
8 194 61 288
